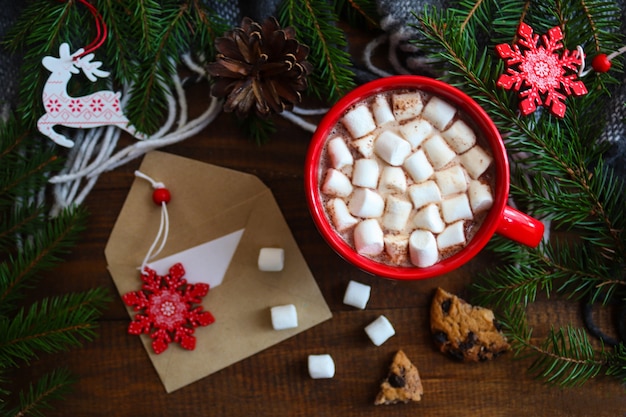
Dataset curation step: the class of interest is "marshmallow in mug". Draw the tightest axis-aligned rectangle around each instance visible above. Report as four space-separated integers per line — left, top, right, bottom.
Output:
321 88 495 267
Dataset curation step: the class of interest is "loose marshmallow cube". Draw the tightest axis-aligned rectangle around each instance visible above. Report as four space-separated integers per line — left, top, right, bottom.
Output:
365 315 396 346
441 193 473 223
271 304 298 330
437 221 466 250
409 229 439 267
258 248 285 272
321 168 353 197
354 219 384 256
422 96 456 130
392 92 424 121
381 195 412 232
308 354 335 379
468 180 494 213
372 94 395 126
399 118 434 149
327 136 354 170
460 145 493 179
413 203 445 234
435 165 468 196
327 198 359 232
352 134 375 158
404 149 434 183
408 180 442 210
343 280 371 309
352 158 380 189
378 166 407 194
423 134 457 169
342 104 376 138
384 234 409 264
442 119 476 153
374 130 412 166
349 188 385 218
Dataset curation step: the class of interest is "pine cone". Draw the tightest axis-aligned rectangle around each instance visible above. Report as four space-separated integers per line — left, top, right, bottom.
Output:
207 17 312 118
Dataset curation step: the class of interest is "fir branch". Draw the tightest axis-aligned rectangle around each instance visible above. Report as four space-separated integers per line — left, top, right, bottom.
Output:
502 307 606 386
0 288 111 367
0 206 88 316
8 368 76 417
278 0 356 104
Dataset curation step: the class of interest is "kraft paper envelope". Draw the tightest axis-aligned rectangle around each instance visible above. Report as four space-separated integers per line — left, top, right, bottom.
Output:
105 151 332 393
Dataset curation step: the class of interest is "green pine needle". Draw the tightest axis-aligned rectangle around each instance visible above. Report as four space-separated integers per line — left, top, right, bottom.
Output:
278 0 356 104
8 368 76 417
0 288 111 367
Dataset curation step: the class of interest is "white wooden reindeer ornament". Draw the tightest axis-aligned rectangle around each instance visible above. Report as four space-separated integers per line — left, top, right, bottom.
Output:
37 43 143 148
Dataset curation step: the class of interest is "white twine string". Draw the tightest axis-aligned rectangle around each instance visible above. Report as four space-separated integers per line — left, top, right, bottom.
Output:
48 55 221 216
134 170 170 270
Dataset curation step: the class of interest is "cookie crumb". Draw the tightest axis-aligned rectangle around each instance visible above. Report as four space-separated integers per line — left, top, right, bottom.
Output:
374 350 423 405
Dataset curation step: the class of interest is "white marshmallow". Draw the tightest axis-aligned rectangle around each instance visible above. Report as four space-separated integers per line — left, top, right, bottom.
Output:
409 229 439 267
372 94 395 126
392 92 424 121
378 166 407 194
381 196 412 232
258 248 285 272
460 145 493 179
352 158 379 189
343 280 371 309
354 219 384 256
364 315 396 346
270 304 298 330
321 168 353 197
435 165 468 196
423 134 457 169
404 149 434 183
341 104 376 138
442 119 476 153
441 193 473 223
413 203 445 234
399 118 434 149
422 96 456 130
468 180 494 213
327 136 354 170
384 234 409 264
408 180 442 210
437 220 466 250
351 134 375 158
348 188 385 218
374 130 412 166
327 198 359 232
308 354 335 379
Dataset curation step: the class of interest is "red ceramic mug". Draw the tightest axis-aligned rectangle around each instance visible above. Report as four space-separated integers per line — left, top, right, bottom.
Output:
304 75 544 280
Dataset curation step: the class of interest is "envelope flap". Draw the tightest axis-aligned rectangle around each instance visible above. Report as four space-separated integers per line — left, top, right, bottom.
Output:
105 151 268 267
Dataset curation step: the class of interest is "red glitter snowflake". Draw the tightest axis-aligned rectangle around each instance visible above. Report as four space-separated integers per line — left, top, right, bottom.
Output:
122 263 215 354
495 23 587 118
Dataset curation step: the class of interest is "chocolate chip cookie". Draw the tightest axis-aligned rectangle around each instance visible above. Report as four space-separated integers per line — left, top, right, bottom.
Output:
430 287 509 362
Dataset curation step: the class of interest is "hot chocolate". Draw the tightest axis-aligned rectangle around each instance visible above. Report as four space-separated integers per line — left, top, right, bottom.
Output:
318 88 495 267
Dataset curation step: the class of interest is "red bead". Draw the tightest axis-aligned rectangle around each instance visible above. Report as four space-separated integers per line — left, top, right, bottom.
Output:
152 187 171 205
592 54 611 73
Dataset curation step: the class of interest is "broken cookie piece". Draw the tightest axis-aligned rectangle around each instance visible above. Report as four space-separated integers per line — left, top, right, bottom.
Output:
430 287 510 362
374 350 423 405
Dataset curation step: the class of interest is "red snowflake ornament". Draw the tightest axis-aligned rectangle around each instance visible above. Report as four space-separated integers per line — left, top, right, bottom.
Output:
122 263 215 354
496 23 587 118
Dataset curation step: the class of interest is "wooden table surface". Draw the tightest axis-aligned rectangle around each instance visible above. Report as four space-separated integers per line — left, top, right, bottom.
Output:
17 29 625 417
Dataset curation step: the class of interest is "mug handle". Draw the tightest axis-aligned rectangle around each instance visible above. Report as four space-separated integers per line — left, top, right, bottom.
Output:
495 206 544 247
